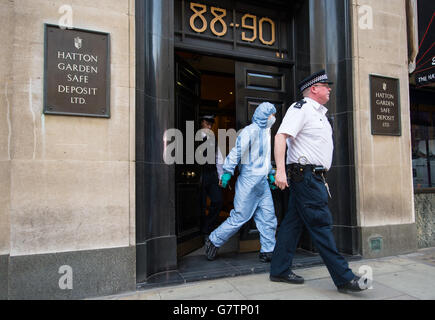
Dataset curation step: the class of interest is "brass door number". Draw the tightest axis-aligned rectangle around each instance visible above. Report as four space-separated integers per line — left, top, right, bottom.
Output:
189 2 276 46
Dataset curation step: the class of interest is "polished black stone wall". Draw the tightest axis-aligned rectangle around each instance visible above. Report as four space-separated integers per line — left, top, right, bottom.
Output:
306 0 359 255
135 0 177 283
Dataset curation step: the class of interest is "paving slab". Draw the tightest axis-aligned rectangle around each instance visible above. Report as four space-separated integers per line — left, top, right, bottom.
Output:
223 273 302 297
375 256 418 266
157 280 237 300
403 248 435 267
194 290 247 300
374 269 435 300
245 285 331 300
293 265 331 280
117 291 161 300
348 259 414 277
385 295 419 300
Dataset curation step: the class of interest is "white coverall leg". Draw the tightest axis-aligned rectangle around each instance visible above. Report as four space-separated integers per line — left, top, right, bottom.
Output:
209 175 277 253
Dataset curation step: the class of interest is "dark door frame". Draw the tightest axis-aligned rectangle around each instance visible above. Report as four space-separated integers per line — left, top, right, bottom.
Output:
135 0 359 285
174 55 203 257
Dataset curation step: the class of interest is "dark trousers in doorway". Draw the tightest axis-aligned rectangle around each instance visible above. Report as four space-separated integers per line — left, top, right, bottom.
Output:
270 169 355 287
200 169 223 235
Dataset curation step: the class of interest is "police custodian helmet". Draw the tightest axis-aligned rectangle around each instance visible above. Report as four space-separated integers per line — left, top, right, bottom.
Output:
298 70 334 93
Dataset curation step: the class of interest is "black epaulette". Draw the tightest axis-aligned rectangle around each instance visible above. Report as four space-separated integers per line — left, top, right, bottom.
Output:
293 99 306 109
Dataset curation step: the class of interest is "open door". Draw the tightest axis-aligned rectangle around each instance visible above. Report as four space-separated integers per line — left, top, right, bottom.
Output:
235 61 291 252
175 55 203 257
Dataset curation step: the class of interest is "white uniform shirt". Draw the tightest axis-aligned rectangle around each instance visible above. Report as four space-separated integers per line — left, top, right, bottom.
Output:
277 97 334 170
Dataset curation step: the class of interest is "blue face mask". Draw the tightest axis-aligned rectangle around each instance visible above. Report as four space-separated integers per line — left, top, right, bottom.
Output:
266 116 276 128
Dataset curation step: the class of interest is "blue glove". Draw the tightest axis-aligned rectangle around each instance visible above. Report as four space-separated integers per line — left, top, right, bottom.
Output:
268 174 277 190
221 173 232 189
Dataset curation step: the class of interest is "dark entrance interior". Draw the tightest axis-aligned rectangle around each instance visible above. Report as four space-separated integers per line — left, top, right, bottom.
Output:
174 51 238 257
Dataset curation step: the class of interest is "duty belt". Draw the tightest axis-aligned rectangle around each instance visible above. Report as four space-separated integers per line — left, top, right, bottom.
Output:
287 163 327 175
286 163 332 198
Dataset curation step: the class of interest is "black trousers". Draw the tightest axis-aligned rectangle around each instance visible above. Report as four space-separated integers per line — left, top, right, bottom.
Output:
200 169 223 235
270 169 355 287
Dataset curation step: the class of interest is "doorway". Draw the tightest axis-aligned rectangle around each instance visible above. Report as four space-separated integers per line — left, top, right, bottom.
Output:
175 51 237 258
174 50 295 259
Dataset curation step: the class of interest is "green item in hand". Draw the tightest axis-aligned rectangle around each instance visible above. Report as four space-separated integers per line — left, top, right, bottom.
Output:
268 174 277 190
221 173 232 188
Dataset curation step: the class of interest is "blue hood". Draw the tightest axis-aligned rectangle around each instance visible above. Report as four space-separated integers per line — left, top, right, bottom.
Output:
252 102 277 129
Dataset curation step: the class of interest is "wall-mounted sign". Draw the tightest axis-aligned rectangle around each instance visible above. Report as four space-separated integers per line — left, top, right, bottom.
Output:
44 25 110 118
370 75 401 136
175 0 291 64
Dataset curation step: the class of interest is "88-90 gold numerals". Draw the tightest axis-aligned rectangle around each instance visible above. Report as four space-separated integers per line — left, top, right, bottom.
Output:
189 2 276 46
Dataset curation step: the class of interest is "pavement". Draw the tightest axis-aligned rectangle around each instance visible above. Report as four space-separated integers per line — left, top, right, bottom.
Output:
97 247 435 300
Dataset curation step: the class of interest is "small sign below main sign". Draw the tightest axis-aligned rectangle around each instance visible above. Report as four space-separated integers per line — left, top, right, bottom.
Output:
44 25 110 118
370 75 401 136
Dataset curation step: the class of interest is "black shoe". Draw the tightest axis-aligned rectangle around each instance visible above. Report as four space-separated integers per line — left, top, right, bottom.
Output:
337 276 368 293
205 237 219 261
270 271 304 284
259 252 273 263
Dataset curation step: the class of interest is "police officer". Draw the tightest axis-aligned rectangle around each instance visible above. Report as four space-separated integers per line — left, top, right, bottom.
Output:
269 70 368 293
199 115 224 237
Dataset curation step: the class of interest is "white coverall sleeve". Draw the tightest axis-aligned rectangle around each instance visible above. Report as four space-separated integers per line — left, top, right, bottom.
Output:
222 129 250 176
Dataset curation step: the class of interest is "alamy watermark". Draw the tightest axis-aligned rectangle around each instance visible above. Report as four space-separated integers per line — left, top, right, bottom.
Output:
358 265 374 290
58 4 73 30
163 124 239 165
163 122 273 175
358 5 373 30
58 265 73 290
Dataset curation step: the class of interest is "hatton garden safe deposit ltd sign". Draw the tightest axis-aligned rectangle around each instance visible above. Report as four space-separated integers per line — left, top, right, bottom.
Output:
370 75 401 136
44 25 110 118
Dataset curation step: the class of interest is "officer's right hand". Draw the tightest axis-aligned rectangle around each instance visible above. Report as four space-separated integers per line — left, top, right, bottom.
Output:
275 170 289 190
221 173 232 189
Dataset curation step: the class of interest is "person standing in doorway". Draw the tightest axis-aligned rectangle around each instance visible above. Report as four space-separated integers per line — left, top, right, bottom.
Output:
269 70 368 293
199 115 224 237
205 102 278 263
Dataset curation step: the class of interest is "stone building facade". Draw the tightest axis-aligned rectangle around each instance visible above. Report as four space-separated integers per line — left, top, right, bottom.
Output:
0 0 433 299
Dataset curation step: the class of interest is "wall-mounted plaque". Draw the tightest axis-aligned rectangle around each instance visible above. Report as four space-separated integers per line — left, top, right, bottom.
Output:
370 75 401 136
44 25 110 118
